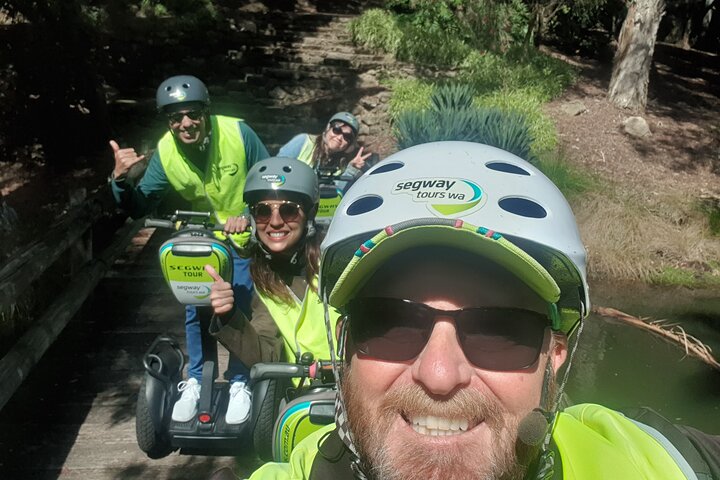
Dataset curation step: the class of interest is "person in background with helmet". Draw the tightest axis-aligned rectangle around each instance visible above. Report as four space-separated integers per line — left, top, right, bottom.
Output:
237 141 719 480
204 157 339 370
278 112 373 193
108 75 270 426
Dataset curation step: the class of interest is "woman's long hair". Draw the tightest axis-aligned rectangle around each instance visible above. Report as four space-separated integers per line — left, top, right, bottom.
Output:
309 129 359 171
249 215 321 305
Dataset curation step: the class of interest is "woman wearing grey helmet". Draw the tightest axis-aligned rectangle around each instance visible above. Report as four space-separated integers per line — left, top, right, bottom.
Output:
206 157 340 371
278 112 375 192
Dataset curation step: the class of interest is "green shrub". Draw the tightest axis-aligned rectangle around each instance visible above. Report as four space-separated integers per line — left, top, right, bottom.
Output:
397 25 471 66
476 88 557 155
349 9 401 54
351 8 471 66
386 78 433 120
460 47 575 100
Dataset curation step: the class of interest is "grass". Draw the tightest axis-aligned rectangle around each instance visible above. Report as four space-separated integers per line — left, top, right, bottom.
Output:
698 200 720 236
575 190 720 286
649 266 720 289
535 152 598 199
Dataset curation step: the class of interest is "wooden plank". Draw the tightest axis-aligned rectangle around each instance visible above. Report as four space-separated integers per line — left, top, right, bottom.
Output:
0 218 143 411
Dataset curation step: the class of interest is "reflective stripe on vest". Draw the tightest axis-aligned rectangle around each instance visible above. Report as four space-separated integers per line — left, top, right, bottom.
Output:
157 115 250 245
555 404 691 479
256 278 338 364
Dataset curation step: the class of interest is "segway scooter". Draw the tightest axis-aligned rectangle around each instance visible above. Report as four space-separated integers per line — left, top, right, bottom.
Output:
250 353 337 462
314 168 348 231
135 210 256 458
314 153 380 230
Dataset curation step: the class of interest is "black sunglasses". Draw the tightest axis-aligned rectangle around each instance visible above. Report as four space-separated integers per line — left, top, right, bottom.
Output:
345 297 550 371
167 109 205 125
330 124 355 142
251 201 303 224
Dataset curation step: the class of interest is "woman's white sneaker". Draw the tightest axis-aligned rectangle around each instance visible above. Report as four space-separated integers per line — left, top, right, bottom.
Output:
171 378 201 422
226 381 252 425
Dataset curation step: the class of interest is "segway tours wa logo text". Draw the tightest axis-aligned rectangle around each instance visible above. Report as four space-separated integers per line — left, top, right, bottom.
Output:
393 177 486 217
261 174 286 189
169 88 187 101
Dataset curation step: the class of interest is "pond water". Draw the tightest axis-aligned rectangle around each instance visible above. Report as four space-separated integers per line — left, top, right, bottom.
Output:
564 280 720 434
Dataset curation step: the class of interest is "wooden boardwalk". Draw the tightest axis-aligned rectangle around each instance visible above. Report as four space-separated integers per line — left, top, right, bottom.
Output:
0 228 263 480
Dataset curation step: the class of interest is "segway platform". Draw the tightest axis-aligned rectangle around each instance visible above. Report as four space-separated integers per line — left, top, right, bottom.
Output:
169 380 250 452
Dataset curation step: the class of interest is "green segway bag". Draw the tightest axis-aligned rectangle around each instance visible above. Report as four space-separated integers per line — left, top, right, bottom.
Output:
158 234 233 305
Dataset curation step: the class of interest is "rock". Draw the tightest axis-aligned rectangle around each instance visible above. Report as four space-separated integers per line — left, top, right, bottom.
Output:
237 20 257 33
361 98 378 110
359 123 370 136
239 3 268 13
623 116 652 138
358 72 379 88
269 87 289 100
561 100 587 116
363 114 380 127
377 91 392 103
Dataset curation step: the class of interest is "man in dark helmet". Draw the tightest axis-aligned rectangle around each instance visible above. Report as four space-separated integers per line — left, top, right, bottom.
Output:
108 75 270 427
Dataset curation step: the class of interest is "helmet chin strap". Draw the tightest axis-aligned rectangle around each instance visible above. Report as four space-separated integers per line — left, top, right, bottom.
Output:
254 219 316 264
321 291 368 480
521 321 584 480
197 132 211 152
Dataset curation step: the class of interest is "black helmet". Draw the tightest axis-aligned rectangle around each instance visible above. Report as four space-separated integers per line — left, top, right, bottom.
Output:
156 75 210 112
244 157 320 211
328 112 360 135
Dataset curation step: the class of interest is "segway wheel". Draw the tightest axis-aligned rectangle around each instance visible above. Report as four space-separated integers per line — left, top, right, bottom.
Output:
253 378 284 461
136 380 174 459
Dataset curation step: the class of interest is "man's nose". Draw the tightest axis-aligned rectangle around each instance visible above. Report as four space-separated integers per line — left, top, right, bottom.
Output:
411 319 473 396
180 114 194 127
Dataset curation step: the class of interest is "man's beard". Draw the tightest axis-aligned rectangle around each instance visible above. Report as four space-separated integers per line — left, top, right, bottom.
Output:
342 367 535 480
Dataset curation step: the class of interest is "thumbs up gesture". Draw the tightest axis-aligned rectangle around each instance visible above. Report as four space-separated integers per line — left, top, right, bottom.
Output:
205 265 234 316
109 139 146 179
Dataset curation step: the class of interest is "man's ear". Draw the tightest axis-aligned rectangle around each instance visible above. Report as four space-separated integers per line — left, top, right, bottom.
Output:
551 333 568 374
335 316 346 344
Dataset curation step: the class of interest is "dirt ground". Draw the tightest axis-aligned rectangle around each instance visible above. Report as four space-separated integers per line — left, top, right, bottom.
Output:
1 42 718 281
545 42 719 198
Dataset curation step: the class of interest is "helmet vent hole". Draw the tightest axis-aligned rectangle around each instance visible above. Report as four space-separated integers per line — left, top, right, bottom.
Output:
498 197 547 218
259 166 267 172
347 195 383 216
283 165 292 173
182 83 190 89
485 162 530 176
369 162 404 175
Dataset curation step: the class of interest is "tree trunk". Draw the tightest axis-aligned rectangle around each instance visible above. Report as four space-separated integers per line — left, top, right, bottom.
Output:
608 0 666 111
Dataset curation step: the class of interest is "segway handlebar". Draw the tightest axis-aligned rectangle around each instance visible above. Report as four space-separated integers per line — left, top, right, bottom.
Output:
144 210 225 231
250 360 334 382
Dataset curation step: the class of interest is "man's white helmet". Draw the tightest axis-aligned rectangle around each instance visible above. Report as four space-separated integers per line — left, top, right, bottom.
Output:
320 141 589 334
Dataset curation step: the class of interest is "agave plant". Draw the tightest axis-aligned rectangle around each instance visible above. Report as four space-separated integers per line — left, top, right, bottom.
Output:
394 84 534 161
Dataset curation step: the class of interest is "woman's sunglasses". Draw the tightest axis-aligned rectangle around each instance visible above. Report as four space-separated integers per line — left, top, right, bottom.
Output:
330 124 355 142
345 297 550 371
167 109 205 125
251 201 303 224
